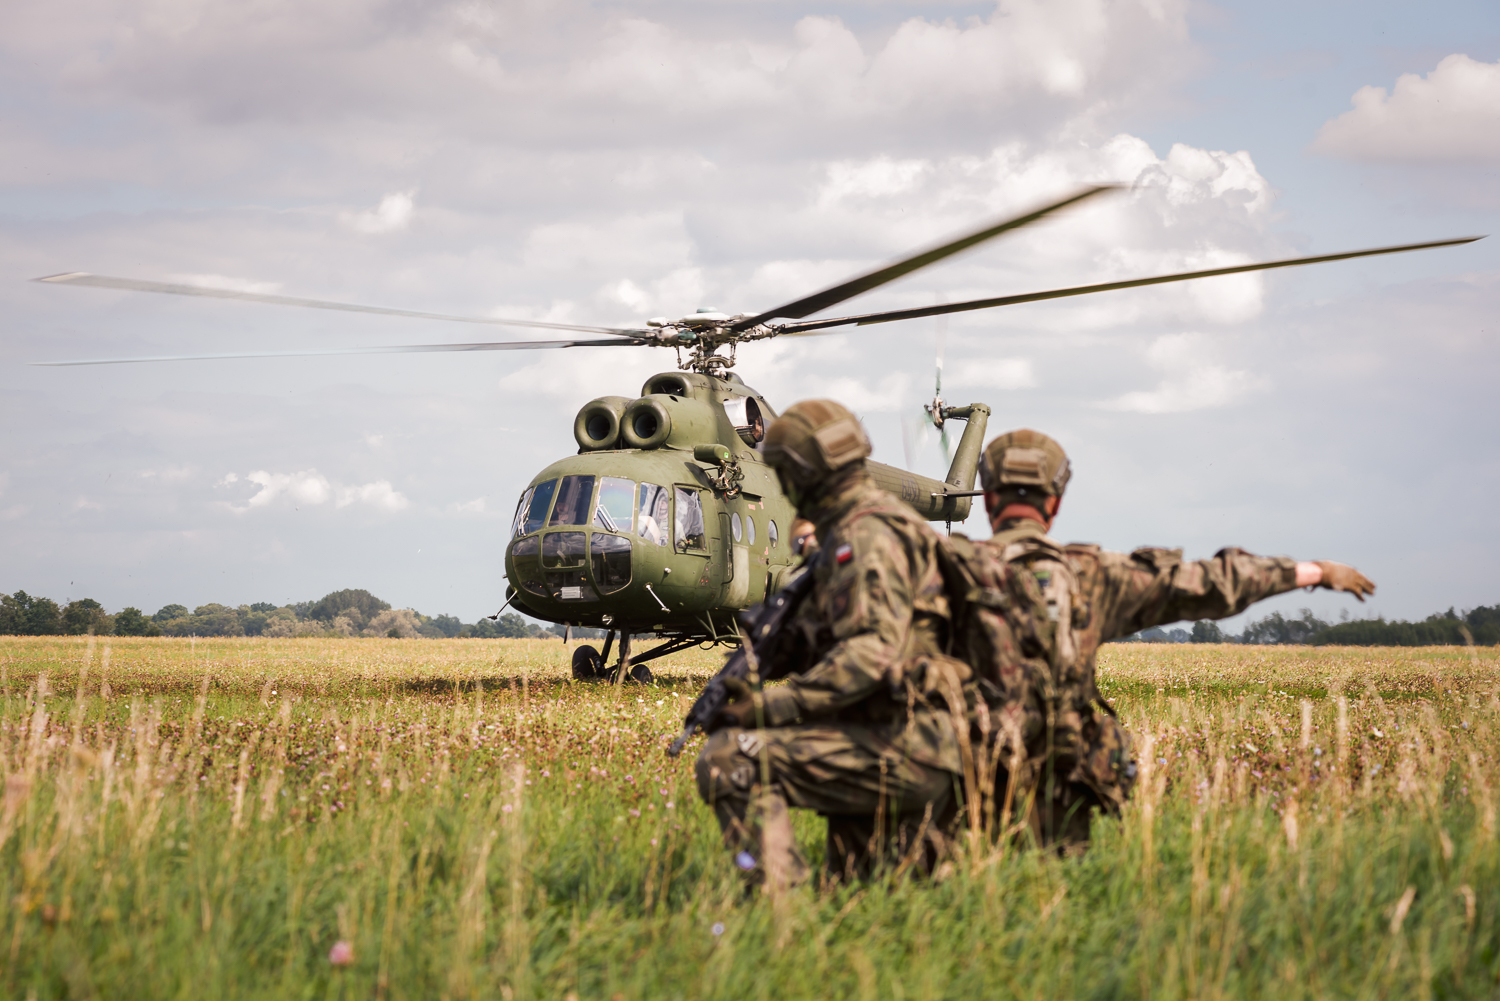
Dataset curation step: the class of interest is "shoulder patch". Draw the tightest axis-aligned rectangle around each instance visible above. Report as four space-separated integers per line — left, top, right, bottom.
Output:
835 543 854 565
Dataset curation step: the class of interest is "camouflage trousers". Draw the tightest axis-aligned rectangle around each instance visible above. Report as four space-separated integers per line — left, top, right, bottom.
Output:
695 725 959 886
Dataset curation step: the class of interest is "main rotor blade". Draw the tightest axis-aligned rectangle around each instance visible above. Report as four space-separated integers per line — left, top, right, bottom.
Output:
775 236 1484 334
32 337 645 367
729 185 1118 330
33 273 646 337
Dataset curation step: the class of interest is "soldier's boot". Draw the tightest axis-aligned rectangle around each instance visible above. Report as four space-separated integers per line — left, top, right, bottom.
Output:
1025 781 1097 856
825 815 877 883
712 786 809 892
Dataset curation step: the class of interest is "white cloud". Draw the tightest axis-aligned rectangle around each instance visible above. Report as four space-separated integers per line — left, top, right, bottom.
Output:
341 190 417 234
220 470 406 513
237 469 332 510
1313 55 1500 163
336 481 409 511
1103 333 1262 413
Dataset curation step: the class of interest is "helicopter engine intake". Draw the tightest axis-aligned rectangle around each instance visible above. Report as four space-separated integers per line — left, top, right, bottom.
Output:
574 396 632 451
621 397 673 449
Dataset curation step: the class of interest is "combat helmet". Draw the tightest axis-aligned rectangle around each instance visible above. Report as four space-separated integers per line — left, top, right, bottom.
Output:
763 399 871 496
979 428 1072 499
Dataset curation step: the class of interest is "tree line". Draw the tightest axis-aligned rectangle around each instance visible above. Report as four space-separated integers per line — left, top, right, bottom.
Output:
0 588 605 640
1127 603 1500 646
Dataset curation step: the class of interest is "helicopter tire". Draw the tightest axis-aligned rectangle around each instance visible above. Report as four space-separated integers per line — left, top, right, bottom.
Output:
571 645 604 681
627 662 655 685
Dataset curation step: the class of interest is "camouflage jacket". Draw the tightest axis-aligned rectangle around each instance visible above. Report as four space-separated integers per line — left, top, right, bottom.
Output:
960 516 1302 735
953 517 1300 808
759 469 967 773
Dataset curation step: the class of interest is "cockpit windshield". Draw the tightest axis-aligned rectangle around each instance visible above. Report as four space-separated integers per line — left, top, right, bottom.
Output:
514 479 556 536
593 476 635 533
548 475 596 527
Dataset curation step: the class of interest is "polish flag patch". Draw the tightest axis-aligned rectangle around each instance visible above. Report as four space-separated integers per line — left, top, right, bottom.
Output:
835 543 854 565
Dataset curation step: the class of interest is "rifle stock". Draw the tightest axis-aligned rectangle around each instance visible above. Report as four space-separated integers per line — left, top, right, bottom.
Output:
666 552 822 757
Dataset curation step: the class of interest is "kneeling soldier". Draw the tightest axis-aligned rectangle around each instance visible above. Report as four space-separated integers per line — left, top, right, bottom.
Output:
957 429 1376 851
695 400 970 886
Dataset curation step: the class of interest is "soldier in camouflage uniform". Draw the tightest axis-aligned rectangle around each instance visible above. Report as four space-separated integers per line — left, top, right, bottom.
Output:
958 429 1376 851
695 399 970 886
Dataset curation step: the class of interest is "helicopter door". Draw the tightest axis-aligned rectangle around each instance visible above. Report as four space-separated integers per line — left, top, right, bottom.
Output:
721 510 749 606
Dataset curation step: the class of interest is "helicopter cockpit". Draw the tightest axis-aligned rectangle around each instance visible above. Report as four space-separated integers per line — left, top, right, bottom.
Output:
507 467 735 604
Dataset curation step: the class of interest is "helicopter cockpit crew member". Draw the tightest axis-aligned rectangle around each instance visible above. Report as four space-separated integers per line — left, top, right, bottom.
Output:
959 428 1377 852
695 399 970 886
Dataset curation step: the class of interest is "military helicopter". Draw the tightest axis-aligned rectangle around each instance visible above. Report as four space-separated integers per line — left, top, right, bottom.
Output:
35 185 1479 681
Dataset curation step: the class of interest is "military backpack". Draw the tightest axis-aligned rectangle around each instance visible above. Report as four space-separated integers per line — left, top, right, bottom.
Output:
940 530 1137 815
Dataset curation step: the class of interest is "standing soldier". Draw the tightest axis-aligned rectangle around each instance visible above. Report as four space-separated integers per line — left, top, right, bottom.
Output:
694 399 970 886
957 429 1376 851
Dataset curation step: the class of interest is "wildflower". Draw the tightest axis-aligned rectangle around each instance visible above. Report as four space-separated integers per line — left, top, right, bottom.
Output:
329 941 354 966
712 922 726 937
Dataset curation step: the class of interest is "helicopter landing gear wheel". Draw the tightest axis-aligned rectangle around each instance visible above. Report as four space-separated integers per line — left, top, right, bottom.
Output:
571 644 603 681
627 662 655 685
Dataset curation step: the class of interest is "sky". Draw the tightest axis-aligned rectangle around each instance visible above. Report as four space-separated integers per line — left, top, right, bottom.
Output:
2 0 1498 631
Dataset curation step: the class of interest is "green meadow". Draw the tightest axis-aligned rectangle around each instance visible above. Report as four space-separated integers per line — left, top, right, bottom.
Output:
2 636 1496 999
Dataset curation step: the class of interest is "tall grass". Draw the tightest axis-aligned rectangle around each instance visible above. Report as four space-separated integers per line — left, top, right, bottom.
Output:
2 636 1497 999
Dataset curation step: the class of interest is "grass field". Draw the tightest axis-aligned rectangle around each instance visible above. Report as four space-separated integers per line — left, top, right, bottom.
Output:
2 636 1497 999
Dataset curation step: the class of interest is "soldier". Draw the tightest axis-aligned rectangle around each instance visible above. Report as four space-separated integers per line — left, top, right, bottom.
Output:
957 429 1376 851
694 399 970 886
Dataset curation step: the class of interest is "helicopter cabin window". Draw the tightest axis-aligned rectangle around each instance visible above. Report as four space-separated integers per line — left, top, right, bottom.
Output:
730 512 743 543
637 483 670 546
548 475 595 527
590 534 632 593
593 477 635 534
768 519 779 547
674 487 707 551
722 396 766 447
746 514 756 545
542 531 587 567
517 479 557 536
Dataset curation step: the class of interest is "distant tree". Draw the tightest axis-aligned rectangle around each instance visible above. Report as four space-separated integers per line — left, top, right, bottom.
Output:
424 614 465 639
364 609 421 638
1123 626 1190 643
548 623 607 639
1241 609 1330 645
1 591 59 635
1190 620 1226 643
154 604 188 623
465 612 546 639
1312 604 1500 647
61 598 113 635
113 607 161 637
310 589 390 624
249 602 278 613
0 591 63 635
161 603 245 637
242 608 271 635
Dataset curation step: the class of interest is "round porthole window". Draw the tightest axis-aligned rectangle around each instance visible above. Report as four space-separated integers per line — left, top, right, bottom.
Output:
746 515 756 545
768 520 779 546
731 512 743 542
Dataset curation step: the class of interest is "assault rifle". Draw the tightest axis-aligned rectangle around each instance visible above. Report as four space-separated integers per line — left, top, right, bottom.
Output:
666 551 823 757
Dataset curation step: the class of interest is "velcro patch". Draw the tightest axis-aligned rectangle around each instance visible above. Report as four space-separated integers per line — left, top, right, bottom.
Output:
835 543 853 565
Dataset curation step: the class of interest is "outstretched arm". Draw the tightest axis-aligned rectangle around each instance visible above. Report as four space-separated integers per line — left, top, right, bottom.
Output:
1079 547 1376 642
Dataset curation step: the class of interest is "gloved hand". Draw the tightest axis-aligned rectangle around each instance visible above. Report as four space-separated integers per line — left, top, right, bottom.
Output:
712 676 762 730
1316 561 1376 602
